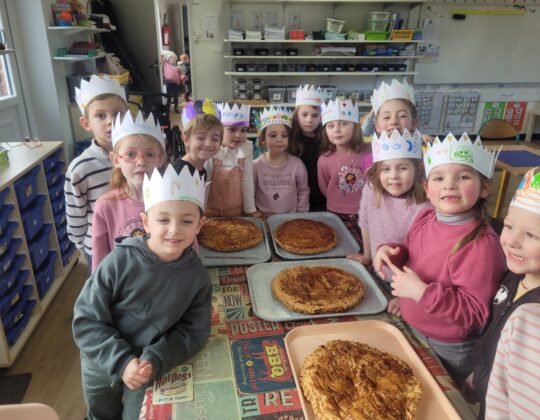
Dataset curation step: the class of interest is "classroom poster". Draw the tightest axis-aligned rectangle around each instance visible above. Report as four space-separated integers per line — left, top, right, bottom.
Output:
482 102 506 125
504 102 527 131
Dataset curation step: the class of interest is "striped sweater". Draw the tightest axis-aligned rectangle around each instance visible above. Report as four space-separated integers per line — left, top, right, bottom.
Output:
485 303 540 419
64 140 112 255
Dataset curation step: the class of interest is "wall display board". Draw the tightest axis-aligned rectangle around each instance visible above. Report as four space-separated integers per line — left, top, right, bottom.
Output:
415 91 445 134
443 92 480 132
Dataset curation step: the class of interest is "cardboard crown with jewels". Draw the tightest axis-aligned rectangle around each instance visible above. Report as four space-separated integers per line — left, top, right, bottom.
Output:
181 98 219 129
424 133 500 178
75 74 127 114
256 107 292 131
370 79 415 114
143 164 206 212
112 111 165 150
217 102 250 126
321 99 359 125
372 129 423 163
510 167 540 216
295 84 326 107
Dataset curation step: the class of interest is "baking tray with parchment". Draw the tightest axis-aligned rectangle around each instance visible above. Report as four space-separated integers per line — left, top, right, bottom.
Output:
266 212 360 260
285 320 462 420
198 217 272 267
246 258 387 322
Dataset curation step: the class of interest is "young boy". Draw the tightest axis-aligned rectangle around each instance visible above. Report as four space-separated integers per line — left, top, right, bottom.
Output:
73 164 211 420
466 167 540 418
64 75 128 268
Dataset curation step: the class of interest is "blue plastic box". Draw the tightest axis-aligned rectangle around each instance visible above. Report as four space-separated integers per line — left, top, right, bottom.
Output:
0 254 25 296
0 222 18 256
46 161 65 188
51 196 65 214
29 224 52 270
21 195 46 241
14 165 40 210
0 270 29 318
35 251 57 299
2 285 32 330
54 211 66 228
6 299 36 347
48 177 65 201
0 186 9 208
0 237 21 275
59 235 70 254
62 243 76 266
43 148 63 172
56 222 67 242
0 203 13 236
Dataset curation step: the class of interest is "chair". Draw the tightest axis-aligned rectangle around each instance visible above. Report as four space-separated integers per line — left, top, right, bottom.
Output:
0 403 60 420
478 119 520 144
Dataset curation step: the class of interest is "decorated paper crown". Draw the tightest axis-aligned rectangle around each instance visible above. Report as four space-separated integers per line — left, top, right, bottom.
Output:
143 164 207 211
510 167 540 215
75 74 127 114
321 99 359 125
372 129 423 163
295 84 326 107
370 79 415 114
112 111 165 150
424 133 500 178
181 98 218 128
217 102 250 126
256 107 292 131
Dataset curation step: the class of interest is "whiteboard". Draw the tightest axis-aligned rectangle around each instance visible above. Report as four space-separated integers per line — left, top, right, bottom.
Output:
414 5 540 84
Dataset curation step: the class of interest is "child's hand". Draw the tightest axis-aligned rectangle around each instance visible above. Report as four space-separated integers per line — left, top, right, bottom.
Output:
122 358 151 390
421 134 434 145
346 252 371 265
387 262 427 302
373 245 401 278
139 359 153 381
387 298 401 317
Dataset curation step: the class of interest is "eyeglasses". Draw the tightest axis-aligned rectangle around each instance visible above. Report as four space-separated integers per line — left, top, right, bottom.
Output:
117 151 162 163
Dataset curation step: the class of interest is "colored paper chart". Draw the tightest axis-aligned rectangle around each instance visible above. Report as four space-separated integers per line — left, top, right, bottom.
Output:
482 101 528 132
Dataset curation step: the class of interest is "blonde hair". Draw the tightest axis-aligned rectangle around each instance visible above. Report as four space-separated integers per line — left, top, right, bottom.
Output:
183 114 223 151
290 106 322 157
320 121 366 155
83 93 127 119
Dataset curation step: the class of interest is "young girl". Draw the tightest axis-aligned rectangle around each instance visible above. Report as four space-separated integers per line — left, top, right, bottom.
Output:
253 107 309 215
161 51 184 113
374 133 506 384
92 111 166 272
290 85 326 211
317 99 372 220
205 103 259 217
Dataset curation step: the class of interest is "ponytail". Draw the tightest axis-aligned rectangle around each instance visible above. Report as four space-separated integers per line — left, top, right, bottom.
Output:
109 167 129 199
450 196 490 256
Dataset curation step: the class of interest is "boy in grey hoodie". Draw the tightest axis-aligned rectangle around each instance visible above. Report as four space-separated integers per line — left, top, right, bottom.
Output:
73 164 211 420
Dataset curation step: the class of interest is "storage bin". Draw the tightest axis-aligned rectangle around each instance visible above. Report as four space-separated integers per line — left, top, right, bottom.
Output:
56 222 67 242
234 79 249 91
267 86 286 103
273 48 284 56
345 64 356 72
14 165 40 210
0 204 14 237
366 19 390 32
255 64 267 72
0 186 9 208
307 64 318 72
325 32 346 41
6 299 36 347
252 91 264 100
0 238 21 275
251 79 264 91
357 64 373 72
367 11 392 21
0 270 29 318
45 161 65 188
233 89 252 100
326 18 345 33
255 48 268 56
29 224 52 270
2 285 32 330
233 48 245 56
53 211 66 228
286 86 298 104
331 63 345 72
21 195 46 241
48 177 65 201
312 30 324 40
59 235 71 255
0 255 25 296
267 64 279 72
235 63 246 72
283 64 296 72
319 64 332 72
35 251 57 299
365 31 389 41
0 222 18 256
289 30 305 40
391 29 414 41
285 48 298 56
51 196 65 214
296 64 307 72
43 149 63 172
62 243 76 266
321 86 337 101
245 64 257 72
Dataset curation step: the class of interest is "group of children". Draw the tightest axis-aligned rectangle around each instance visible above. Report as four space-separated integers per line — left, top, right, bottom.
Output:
64 74 539 419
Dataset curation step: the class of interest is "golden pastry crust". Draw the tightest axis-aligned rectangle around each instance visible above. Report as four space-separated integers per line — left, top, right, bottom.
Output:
274 219 337 255
198 218 263 252
300 340 422 420
271 266 364 314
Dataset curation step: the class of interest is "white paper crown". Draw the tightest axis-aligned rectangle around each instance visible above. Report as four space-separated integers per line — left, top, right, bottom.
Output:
75 74 127 114
371 79 415 114
257 107 292 131
372 129 423 163
217 102 250 126
424 133 500 179
112 111 165 150
143 164 207 211
510 167 540 215
295 84 326 107
321 99 359 125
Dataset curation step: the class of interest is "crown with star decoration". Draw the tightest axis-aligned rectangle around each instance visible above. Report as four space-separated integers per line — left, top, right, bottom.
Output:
321 99 359 125
510 167 540 216
216 102 251 126
295 84 326 107
75 74 127 114
255 107 292 131
424 132 500 178
143 164 207 211
112 111 165 150
370 79 415 114
372 129 423 163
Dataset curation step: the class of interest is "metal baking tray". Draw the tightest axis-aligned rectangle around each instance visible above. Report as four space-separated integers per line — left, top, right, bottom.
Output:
266 212 360 260
285 320 461 420
247 258 387 321
198 217 271 267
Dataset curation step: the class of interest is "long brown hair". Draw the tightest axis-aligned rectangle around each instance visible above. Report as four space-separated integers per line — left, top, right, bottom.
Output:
320 121 365 155
290 106 322 157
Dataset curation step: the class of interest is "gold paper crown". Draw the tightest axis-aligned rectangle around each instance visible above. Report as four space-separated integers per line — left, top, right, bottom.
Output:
75 74 126 114
371 79 415 114
321 99 358 125
295 84 326 107
372 129 423 162
256 107 292 131
217 102 251 126
510 167 540 215
112 111 165 150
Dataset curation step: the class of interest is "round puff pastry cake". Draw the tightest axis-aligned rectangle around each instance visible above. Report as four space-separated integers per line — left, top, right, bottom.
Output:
274 219 337 255
198 218 263 252
300 340 422 420
271 266 364 314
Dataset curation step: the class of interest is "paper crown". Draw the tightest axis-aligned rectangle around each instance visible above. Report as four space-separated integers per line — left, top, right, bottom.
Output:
372 129 423 163
295 84 326 107
217 102 250 126
321 99 359 125
181 98 218 128
371 79 415 114
112 111 165 150
75 74 127 114
256 107 292 131
510 167 540 215
143 164 207 211
424 133 500 179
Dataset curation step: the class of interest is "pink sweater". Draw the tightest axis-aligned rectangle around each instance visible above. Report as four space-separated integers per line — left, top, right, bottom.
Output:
317 150 373 215
253 154 309 214
398 208 506 342
163 60 181 84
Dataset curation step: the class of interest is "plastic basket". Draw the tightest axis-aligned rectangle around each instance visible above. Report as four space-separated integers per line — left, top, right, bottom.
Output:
97 71 130 85
366 19 390 32
391 29 414 41
326 18 345 33
368 11 391 20
365 31 389 41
